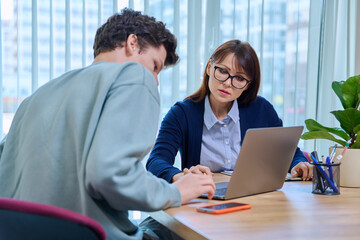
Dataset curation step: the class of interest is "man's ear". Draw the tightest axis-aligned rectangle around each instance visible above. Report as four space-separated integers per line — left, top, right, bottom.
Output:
125 34 140 56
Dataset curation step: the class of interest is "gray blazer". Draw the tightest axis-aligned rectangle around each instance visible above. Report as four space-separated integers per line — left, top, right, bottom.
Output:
0 62 181 240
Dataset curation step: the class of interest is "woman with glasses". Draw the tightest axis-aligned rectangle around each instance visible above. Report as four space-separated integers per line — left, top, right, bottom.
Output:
146 40 312 183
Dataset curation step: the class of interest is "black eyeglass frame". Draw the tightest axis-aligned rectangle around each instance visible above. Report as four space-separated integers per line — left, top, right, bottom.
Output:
213 65 251 90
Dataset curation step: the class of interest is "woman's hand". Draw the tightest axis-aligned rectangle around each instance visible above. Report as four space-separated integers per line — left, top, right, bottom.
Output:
171 164 213 182
291 162 313 180
183 164 213 176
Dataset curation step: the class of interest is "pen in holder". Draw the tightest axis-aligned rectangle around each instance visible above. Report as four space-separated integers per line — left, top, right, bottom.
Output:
312 162 340 195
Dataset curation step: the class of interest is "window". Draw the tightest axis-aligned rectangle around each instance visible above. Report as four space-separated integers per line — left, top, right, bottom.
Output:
0 0 311 143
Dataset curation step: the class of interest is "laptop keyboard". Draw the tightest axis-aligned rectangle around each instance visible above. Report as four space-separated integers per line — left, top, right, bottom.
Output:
214 187 227 196
200 182 229 198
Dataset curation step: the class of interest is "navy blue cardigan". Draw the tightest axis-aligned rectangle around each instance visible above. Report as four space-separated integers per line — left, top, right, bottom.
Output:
146 96 306 183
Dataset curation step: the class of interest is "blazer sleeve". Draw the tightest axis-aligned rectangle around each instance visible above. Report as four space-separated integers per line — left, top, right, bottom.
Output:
0 135 6 159
146 103 185 183
84 65 181 211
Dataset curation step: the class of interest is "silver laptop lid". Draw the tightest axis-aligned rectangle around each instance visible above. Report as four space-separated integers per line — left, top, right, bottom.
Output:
224 126 303 199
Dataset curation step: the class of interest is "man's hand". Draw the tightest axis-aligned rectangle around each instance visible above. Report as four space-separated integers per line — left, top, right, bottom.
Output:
173 173 216 204
291 162 313 180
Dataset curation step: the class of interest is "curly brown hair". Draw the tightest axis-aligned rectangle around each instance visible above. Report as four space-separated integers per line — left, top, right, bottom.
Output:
93 8 179 67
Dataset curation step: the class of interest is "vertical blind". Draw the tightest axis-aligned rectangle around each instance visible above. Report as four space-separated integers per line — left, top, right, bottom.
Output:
2 0 347 223
305 0 359 154
1 0 359 222
0 0 312 141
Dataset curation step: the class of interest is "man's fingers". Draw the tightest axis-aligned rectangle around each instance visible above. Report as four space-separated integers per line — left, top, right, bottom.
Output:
206 186 215 199
173 173 216 204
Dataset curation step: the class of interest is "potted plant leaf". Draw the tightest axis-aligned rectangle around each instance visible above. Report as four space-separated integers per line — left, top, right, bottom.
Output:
301 74 360 187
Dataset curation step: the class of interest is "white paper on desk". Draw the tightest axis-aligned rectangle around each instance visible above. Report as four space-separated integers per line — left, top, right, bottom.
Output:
285 173 302 181
220 170 233 176
221 171 301 181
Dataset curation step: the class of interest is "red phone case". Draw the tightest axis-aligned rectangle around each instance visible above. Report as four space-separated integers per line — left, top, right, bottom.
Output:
196 202 252 214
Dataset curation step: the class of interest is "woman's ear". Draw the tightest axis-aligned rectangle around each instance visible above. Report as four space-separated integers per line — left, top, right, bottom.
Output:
243 82 251 91
206 60 212 76
125 34 140 56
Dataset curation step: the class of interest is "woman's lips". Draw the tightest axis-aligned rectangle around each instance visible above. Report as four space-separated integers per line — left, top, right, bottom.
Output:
219 89 230 95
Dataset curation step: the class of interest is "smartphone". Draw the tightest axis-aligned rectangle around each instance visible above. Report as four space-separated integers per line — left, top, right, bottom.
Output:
196 202 251 214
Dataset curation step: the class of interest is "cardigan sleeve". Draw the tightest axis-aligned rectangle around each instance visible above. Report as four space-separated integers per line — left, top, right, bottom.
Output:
290 149 307 170
146 103 186 183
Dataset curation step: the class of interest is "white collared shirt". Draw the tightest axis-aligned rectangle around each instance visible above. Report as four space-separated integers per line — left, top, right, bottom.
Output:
200 95 241 172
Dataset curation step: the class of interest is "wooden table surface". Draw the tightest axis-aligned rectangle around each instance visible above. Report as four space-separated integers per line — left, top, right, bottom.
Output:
150 174 360 240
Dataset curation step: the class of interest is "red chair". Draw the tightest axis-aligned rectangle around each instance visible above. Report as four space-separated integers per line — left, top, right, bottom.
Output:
0 197 106 240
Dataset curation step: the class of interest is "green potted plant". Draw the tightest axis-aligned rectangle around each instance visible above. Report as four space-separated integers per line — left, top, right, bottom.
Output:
301 74 360 187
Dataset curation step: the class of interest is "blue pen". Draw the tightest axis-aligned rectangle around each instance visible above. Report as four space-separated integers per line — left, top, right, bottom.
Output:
330 144 337 162
326 156 334 183
311 154 338 193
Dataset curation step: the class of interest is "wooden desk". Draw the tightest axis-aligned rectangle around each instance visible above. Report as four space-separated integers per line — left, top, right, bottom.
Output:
150 174 360 240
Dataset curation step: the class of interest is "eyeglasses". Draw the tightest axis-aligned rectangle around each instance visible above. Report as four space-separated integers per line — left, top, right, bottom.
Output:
213 65 251 89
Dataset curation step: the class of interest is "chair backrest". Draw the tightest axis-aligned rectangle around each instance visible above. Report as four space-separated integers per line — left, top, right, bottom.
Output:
0 197 106 240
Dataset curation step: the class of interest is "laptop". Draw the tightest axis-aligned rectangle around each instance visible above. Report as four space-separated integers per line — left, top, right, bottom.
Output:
202 126 304 200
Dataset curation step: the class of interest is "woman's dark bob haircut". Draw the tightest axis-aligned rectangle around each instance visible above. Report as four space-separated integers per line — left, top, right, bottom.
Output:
186 40 261 107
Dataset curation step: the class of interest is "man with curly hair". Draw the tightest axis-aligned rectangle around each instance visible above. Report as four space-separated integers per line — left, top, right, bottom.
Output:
0 8 215 240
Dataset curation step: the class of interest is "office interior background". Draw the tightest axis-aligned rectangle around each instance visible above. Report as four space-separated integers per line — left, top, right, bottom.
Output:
0 0 359 222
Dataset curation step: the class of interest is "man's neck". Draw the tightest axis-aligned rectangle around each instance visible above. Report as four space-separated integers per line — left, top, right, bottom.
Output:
93 48 126 64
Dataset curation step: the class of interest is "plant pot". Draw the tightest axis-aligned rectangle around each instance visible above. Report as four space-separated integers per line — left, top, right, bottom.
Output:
329 148 360 188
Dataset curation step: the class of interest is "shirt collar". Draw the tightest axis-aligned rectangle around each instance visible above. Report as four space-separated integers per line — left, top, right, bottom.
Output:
204 95 239 130
227 98 239 123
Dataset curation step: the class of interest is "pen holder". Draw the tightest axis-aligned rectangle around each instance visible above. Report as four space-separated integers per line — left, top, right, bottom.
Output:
312 162 340 195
